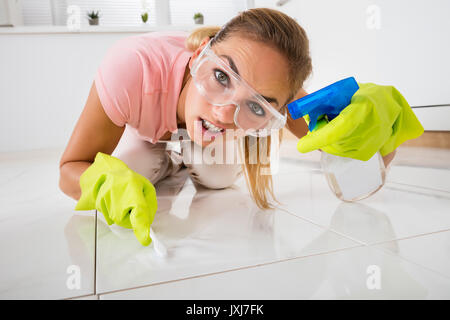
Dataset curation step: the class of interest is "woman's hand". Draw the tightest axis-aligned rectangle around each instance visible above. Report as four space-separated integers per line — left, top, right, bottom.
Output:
75 152 157 246
296 83 424 161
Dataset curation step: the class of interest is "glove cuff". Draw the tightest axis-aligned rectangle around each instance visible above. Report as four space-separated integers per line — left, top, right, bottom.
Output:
380 87 424 156
74 152 124 211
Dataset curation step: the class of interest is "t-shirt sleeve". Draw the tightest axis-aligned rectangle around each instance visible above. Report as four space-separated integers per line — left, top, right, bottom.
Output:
94 37 144 127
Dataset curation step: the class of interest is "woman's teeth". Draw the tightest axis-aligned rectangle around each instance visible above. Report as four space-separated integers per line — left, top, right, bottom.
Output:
202 119 223 133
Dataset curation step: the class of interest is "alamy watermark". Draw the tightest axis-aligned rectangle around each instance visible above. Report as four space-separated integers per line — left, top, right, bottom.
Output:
66 5 81 31
366 4 381 30
366 264 381 290
66 265 81 290
170 121 281 176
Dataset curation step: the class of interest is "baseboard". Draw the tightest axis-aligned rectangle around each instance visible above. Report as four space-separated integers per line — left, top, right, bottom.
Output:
401 131 450 149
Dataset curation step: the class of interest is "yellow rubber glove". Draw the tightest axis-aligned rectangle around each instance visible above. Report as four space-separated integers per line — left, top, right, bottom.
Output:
75 152 157 246
297 83 424 161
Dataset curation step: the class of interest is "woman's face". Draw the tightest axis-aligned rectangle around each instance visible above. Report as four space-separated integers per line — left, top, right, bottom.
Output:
181 35 291 147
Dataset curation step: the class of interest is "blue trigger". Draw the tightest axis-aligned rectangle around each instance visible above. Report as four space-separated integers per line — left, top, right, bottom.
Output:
308 110 321 131
287 77 360 132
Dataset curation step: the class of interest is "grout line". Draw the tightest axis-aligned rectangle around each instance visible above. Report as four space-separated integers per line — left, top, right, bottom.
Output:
384 185 450 200
371 243 450 281
410 104 450 108
386 181 450 195
275 204 450 248
390 163 450 170
274 205 368 246
97 243 365 297
364 228 450 247
65 293 99 300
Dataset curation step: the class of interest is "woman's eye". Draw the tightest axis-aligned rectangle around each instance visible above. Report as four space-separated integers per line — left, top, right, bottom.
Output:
214 69 229 87
247 101 266 117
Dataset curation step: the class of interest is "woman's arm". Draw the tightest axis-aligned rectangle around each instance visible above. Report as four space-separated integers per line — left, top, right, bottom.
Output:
284 88 396 167
59 82 125 200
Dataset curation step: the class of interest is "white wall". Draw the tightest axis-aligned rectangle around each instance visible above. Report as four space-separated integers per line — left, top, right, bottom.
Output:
1 0 449 152
257 0 450 130
0 30 145 152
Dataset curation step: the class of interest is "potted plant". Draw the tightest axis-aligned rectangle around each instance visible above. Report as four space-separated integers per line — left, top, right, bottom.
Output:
141 12 149 23
87 10 100 25
193 12 203 24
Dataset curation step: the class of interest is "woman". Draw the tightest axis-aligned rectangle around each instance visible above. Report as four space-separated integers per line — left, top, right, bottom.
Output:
59 8 422 246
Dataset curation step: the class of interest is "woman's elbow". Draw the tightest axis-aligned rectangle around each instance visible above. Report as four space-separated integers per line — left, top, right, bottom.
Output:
58 161 86 201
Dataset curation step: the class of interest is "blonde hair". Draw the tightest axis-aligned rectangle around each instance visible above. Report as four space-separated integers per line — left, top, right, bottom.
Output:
185 8 312 209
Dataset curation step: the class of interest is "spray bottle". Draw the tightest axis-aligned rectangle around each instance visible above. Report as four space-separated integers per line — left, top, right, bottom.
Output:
287 77 387 201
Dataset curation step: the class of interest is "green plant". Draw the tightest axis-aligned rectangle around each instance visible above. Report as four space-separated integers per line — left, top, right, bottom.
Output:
87 10 100 19
193 12 203 19
141 12 148 23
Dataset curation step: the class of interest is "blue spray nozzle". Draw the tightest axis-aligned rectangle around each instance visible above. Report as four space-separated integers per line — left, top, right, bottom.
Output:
287 77 360 131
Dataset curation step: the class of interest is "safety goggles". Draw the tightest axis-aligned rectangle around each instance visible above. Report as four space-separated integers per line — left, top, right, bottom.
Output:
190 39 287 137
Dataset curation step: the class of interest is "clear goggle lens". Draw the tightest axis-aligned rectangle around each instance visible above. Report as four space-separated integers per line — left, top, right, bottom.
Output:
191 42 286 137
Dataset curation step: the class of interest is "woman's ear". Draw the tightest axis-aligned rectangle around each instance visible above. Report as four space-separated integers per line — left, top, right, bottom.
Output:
292 88 308 103
199 36 210 48
189 36 211 69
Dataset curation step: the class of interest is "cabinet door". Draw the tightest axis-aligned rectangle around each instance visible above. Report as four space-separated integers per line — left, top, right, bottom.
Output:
256 0 450 130
0 0 12 25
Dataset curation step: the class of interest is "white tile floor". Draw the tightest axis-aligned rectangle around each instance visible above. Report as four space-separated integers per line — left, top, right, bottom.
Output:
0 149 96 299
1 142 450 300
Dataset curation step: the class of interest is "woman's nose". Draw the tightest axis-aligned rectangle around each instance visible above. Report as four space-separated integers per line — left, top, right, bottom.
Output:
211 104 236 125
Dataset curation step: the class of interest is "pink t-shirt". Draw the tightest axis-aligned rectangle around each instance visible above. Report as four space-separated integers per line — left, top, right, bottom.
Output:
94 31 193 143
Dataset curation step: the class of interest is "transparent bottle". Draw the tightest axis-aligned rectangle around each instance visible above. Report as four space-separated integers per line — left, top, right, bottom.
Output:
320 151 387 202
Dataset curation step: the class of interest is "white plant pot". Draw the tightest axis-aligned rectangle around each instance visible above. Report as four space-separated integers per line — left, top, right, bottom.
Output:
0 0 24 26
88 18 99 25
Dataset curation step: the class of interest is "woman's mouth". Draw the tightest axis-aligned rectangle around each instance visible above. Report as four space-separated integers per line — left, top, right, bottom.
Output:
197 117 225 140
202 118 224 133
